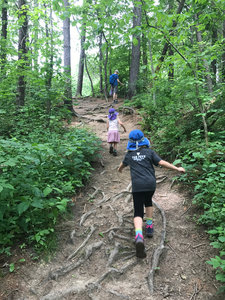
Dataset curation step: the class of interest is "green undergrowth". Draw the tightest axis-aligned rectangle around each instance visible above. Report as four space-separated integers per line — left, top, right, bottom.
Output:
0 127 101 256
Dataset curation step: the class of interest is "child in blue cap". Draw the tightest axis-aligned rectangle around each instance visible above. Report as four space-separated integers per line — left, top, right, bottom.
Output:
107 108 126 156
118 129 185 258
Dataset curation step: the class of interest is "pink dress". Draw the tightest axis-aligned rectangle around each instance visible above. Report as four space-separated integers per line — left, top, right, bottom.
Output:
107 119 120 143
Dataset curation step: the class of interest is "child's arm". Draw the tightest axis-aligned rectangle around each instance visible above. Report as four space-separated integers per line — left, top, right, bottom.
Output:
158 160 185 173
107 119 109 131
118 162 126 173
118 118 126 132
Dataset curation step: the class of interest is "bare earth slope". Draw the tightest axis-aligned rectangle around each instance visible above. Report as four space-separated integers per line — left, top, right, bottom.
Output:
0 97 223 300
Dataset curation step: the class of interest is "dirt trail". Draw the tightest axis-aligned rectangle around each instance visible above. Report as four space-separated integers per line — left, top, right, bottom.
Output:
1 98 223 300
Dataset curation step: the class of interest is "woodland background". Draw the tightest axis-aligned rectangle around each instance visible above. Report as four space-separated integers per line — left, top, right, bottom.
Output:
0 0 224 290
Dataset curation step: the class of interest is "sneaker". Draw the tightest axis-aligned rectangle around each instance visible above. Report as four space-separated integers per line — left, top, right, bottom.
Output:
109 145 113 154
135 234 146 258
146 223 154 238
113 149 117 156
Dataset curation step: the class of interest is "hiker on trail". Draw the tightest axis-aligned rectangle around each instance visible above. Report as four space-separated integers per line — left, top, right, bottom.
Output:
118 129 185 258
107 108 126 156
109 70 123 104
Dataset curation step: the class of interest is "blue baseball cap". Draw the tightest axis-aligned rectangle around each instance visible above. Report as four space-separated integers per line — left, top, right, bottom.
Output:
127 129 150 151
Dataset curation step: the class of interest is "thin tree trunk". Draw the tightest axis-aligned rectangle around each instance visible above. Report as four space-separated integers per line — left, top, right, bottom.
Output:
99 32 103 94
63 0 77 115
16 0 28 107
168 46 174 80
128 2 142 99
32 0 39 72
148 39 156 106
85 54 94 97
102 31 109 102
222 20 225 81
76 22 86 96
44 3 53 118
1 0 8 73
211 26 217 84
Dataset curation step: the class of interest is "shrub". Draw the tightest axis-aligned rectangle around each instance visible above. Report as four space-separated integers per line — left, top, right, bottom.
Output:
0 128 101 254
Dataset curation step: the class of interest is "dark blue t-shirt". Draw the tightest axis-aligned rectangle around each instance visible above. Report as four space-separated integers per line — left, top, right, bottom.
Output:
123 148 161 192
113 74 118 86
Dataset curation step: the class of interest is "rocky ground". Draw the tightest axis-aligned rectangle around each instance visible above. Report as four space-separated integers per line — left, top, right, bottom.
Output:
0 97 223 300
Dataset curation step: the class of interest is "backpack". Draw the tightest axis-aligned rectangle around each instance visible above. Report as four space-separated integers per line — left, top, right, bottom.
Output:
109 74 117 85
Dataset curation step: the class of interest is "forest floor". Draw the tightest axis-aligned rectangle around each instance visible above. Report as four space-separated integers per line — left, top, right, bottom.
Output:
0 97 224 300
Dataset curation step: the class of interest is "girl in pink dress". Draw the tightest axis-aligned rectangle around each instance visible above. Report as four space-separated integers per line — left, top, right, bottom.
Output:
107 108 126 156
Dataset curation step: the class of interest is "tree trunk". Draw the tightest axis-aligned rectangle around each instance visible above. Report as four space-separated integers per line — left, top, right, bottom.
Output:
44 2 53 118
76 22 86 96
168 46 174 80
99 31 103 94
103 31 109 101
1 0 8 73
211 26 217 84
16 0 28 107
84 54 95 97
63 0 76 115
148 39 156 106
128 2 142 99
222 20 225 81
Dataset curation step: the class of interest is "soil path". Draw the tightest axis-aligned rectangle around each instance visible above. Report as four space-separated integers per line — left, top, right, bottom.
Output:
0 98 223 300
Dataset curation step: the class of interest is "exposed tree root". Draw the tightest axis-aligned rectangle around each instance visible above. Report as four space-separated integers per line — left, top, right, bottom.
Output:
67 225 96 260
122 107 135 115
79 193 110 226
147 200 167 294
107 241 121 266
49 241 103 280
112 190 131 203
79 115 106 123
156 176 167 184
109 231 131 242
94 260 137 285
80 210 95 226
108 289 130 299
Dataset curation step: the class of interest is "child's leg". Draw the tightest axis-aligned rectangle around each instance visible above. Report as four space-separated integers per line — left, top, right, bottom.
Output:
145 206 153 219
133 192 146 258
145 191 155 237
113 142 118 156
109 142 113 154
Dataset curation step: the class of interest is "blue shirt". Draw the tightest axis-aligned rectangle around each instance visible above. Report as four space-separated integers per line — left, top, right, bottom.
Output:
113 74 119 86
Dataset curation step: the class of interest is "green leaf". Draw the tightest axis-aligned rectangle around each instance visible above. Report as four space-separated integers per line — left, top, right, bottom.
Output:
17 202 30 215
216 273 225 282
133 37 139 46
43 187 52 197
9 263 15 272
218 236 225 243
31 199 43 209
173 159 182 165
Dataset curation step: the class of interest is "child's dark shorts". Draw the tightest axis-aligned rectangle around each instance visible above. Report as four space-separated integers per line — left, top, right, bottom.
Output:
132 191 155 219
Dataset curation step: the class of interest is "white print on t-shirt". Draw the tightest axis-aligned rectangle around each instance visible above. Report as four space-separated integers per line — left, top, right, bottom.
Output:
132 152 146 162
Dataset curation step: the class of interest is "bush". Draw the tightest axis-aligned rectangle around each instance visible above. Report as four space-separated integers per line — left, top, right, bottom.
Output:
0 128 101 254
178 141 225 287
